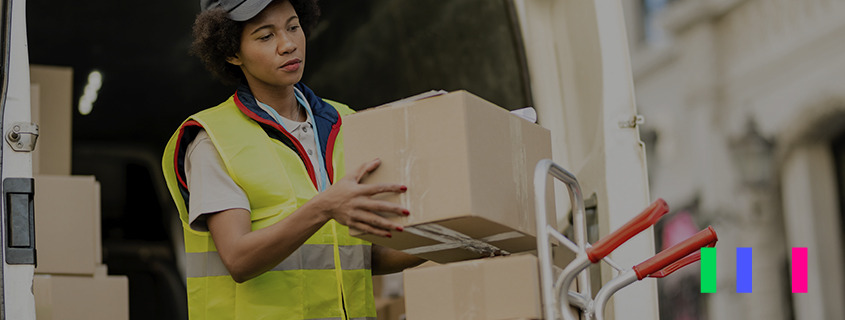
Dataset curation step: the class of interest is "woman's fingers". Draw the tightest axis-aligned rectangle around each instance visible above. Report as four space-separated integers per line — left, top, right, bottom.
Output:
347 159 407 197
353 158 382 183
354 208 405 230
351 222 392 238
356 198 409 217
359 183 407 197
349 209 403 237
331 159 409 236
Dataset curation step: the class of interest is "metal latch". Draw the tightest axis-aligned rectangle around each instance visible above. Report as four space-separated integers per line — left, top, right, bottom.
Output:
5 122 39 152
4 178 36 265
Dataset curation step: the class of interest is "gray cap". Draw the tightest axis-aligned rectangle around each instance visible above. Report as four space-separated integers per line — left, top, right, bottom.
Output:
200 0 274 21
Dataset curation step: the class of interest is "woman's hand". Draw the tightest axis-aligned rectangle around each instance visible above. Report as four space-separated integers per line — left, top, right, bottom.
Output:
311 158 408 237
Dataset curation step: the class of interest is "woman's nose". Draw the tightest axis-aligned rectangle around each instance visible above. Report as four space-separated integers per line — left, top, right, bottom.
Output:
277 35 296 55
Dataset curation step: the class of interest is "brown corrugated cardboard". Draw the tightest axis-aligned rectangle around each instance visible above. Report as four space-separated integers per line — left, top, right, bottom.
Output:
375 296 406 320
33 273 129 320
30 65 73 176
344 91 555 263
374 298 390 318
34 175 102 275
403 254 543 320
373 274 384 298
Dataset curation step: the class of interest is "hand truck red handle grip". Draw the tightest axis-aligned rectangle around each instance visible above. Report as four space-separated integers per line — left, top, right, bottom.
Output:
648 238 717 278
633 226 718 280
648 251 699 278
586 199 669 263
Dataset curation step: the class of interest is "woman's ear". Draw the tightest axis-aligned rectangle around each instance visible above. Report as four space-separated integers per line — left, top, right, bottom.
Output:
226 55 243 66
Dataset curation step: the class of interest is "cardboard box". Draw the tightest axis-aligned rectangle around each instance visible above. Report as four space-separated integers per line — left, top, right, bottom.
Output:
375 296 406 320
344 91 555 263
403 254 543 320
30 65 73 176
373 274 384 298
33 272 129 320
34 175 102 275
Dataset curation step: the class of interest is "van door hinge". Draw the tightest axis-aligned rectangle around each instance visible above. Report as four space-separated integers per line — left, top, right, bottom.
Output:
5 122 38 152
618 115 645 128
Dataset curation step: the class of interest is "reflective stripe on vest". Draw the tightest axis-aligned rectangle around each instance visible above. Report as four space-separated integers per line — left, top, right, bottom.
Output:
186 244 373 277
162 91 374 320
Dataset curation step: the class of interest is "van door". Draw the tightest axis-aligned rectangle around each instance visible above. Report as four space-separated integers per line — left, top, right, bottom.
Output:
516 1 656 319
0 0 37 319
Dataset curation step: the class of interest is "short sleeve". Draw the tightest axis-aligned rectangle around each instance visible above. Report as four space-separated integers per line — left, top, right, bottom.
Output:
184 130 250 231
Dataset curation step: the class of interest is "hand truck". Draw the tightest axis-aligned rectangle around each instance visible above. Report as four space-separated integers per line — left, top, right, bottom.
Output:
534 159 719 320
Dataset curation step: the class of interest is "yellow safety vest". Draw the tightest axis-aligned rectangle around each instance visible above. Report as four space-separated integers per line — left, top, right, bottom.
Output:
162 86 375 320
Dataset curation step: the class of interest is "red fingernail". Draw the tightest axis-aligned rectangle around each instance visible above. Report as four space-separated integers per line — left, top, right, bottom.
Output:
385 233 392 238
400 186 408 192
396 226 404 232
402 210 410 216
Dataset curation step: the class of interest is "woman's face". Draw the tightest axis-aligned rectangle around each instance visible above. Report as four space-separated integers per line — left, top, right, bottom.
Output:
228 0 306 89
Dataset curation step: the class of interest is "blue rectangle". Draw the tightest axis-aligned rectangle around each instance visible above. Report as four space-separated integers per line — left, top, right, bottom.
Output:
737 247 752 293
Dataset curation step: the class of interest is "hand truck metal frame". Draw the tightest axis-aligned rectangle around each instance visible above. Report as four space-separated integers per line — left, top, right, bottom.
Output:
534 159 718 320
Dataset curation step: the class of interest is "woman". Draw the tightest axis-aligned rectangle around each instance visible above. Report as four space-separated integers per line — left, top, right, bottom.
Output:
162 0 424 319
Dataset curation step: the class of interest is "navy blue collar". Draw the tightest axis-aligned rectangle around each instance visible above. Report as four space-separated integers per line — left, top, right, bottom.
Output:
234 82 340 128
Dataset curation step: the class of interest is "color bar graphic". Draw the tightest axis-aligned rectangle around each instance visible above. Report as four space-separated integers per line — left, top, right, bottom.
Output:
792 247 808 293
736 247 752 293
701 247 717 293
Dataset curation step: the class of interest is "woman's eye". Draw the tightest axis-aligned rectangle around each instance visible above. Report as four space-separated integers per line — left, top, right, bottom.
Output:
289 25 300 32
258 34 273 41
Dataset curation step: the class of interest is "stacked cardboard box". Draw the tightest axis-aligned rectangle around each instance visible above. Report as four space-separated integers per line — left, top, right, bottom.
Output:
34 266 129 320
32 176 130 320
345 91 556 319
30 66 129 320
34 175 103 275
30 65 72 176
374 295 406 320
404 255 544 320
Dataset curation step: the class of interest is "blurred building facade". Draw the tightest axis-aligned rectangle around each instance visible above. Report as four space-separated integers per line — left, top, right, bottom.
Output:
621 0 845 319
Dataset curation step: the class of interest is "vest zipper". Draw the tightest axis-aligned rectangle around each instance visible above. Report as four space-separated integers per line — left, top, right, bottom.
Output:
331 221 350 320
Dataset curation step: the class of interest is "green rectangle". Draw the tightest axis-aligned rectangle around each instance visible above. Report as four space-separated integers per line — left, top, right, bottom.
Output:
701 247 717 293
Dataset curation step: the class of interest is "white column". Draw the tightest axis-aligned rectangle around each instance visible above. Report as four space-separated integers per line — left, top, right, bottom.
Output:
781 144 845 320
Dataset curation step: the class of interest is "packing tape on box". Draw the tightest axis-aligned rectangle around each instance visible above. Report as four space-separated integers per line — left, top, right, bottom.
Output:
510 115 532 232
401 223 523 256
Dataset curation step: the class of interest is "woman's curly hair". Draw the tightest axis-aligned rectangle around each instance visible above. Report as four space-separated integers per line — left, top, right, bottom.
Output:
191 0 321 85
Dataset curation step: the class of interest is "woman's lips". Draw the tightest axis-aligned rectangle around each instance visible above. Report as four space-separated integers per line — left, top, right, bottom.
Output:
281 59 301 72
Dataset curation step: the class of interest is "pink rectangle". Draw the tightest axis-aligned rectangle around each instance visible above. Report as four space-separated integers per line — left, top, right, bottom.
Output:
792 247 808 293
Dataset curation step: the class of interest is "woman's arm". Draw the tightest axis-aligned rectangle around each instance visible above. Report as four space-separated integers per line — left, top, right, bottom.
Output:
207 158 408 283
371 244 426 275
207 203 326 283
